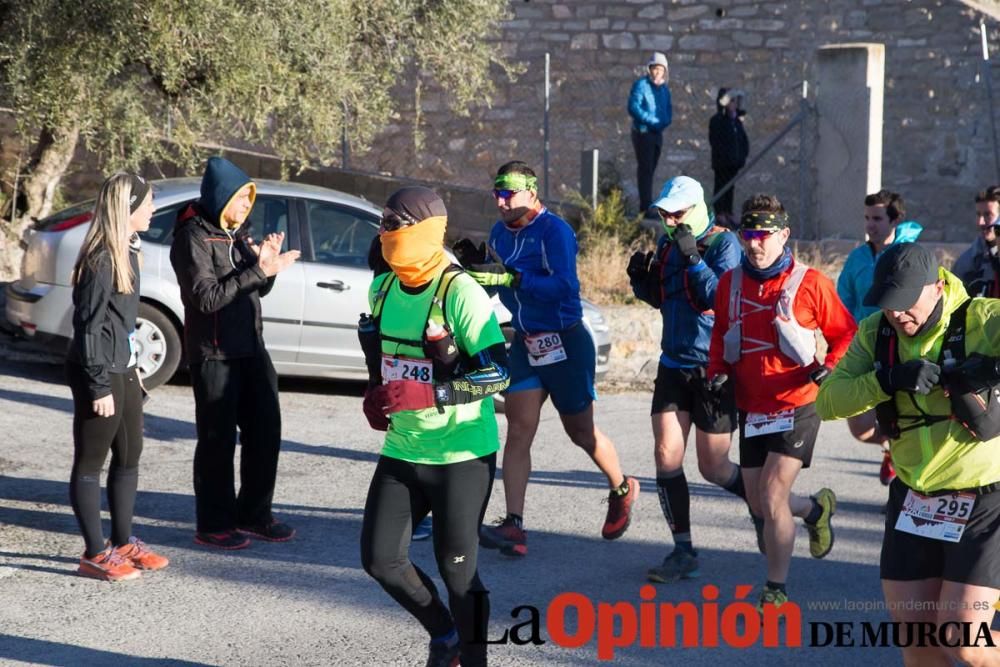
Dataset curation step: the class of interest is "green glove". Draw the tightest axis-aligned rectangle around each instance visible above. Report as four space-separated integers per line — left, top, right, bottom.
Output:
467 263 521 288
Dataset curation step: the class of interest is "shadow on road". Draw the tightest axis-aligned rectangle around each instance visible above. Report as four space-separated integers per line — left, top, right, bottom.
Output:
0 635 212 666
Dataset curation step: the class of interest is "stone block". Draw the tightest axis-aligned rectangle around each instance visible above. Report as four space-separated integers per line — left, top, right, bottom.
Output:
733 31 763 47
552 4 572 19
571 33 599 50
541 32 571 42
638 34 675 51
667 6 709 21
745 19 785 30
845 10 867 29
678 35 718 50
589 18 610 29
698 18 744 30
766 37 792 48
602 32 638 49
638 5 664 19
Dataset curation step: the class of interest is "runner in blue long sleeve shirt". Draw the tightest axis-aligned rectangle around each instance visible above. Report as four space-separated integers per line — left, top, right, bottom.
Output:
465 161 639 560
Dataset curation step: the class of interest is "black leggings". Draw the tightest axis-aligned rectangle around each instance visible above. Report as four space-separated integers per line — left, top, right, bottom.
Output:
66 363 144 557
361 453 496 667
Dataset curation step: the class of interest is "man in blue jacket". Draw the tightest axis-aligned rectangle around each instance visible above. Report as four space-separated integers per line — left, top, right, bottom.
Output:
836 189 922 486
629 52 673 218
627 176 748 582
464 161 639 559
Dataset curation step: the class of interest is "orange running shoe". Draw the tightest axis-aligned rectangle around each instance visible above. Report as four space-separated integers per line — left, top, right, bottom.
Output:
114 537 169 571
78 546 141 582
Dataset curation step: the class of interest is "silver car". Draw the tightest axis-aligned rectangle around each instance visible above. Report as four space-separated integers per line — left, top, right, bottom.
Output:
5 178 612 389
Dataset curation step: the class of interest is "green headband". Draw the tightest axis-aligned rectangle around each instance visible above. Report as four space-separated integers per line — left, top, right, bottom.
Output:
494 173 538 193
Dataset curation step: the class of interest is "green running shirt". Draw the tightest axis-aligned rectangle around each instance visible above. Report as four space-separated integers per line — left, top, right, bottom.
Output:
369 270 505 465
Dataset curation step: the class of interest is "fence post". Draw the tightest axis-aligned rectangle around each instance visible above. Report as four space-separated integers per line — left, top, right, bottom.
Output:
581 149 599 211
544 52 551 200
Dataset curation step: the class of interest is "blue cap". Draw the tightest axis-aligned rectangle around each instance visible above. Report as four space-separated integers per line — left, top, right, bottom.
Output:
653 176 703 214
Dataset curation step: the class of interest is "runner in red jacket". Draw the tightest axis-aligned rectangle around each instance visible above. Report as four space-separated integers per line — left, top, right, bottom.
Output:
707 194 857 612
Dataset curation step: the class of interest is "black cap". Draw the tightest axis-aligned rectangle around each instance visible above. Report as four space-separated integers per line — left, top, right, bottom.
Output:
863 243 939 311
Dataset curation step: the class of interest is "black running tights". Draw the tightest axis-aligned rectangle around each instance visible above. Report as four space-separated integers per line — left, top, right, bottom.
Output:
361 453 495 667
67 363 144 558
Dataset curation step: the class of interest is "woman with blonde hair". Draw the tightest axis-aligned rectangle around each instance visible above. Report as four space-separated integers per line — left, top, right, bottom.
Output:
66 172 168 581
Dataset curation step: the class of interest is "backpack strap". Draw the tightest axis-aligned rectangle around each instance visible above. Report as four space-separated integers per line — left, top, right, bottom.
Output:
427 264 464 335
728 266 743 324
373 265 466 350
873 299 973 440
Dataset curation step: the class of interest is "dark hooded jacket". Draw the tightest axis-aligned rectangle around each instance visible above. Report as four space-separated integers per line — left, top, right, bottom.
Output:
709 89 750 171
169 157 275 364
67 245 141 399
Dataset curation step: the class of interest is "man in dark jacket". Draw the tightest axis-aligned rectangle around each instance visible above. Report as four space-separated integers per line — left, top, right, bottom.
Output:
708 88 750 227
170 156 300 549
953 185 1000 297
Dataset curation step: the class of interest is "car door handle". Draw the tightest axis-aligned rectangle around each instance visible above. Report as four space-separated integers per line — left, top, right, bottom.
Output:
316 280 350 291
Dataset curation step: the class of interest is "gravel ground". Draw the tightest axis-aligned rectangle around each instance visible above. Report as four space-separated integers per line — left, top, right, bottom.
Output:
0 324 995 666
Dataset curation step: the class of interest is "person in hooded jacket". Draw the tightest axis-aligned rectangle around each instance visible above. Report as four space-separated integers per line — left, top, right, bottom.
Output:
67 172 169 581
359 186 509 667
169 157 300 550
836 189 922 485
627 175 750 584
708 88 749 228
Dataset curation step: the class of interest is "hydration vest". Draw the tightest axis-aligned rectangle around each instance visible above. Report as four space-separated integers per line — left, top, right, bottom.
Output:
872 299 1000 442
370 264 464 348
657 226 729 313
722 262 817 367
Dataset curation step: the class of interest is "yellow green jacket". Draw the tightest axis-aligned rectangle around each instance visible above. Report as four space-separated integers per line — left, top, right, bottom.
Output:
816 268 1000 493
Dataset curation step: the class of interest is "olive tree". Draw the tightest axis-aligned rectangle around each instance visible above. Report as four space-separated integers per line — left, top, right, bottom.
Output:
0 0 513 275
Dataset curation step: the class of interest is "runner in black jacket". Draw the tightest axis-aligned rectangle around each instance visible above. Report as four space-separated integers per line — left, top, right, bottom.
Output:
169 157 300 550
67 172 169 581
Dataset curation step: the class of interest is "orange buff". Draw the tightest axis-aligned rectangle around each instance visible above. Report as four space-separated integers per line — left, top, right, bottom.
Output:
380 216 451 287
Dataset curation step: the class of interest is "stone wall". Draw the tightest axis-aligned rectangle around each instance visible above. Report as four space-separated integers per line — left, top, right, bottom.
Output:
5 0 1000 246
358 0 1000 243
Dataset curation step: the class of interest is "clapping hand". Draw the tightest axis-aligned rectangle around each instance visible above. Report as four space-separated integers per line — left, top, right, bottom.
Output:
257 232 300 276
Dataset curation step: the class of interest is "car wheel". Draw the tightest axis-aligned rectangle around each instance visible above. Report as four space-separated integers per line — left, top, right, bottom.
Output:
135 302 182 390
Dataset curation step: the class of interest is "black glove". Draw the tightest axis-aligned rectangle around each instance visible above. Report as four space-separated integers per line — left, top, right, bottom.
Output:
627 250 649 280
704 373 729 393
946 353 1000 385
876 360 941 395
809 365 832 386
452 238 487 267
672 224 700 265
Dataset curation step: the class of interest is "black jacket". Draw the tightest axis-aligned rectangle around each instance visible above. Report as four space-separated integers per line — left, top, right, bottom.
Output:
709 109 749 171
169 203 275 364
68 246 141 400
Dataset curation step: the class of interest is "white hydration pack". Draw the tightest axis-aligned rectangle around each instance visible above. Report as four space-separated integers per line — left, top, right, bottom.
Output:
722 262 818 367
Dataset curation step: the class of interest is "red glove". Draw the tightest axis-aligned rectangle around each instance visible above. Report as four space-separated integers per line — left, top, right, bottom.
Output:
363 385 390 431
384 380 436 414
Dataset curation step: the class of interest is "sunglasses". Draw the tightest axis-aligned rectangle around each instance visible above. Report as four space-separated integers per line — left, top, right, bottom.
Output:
657 207 691 222
740 229 779 241
378 212 416 233
492 189 523 200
